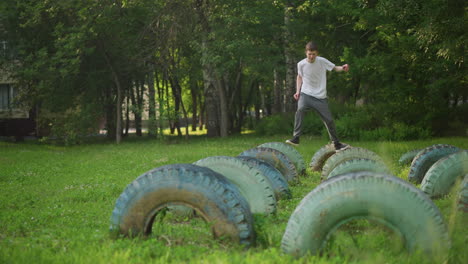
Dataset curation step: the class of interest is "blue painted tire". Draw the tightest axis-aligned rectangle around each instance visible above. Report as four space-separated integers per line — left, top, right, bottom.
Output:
237 156 291 200
239 147 298 182
194 156 277 215
258 142 306 175
408 144 460 184
281 172 450 258
110 164 255 246
421 151 468 198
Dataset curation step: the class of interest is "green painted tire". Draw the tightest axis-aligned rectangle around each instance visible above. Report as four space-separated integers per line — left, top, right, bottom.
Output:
258 142 306 175
457 175 468 212
110 164 255 246
327 158 390 179
420 151 468 198
281 172 450 258
194 156 277 214
398 149 422 165
239 147 298 182
321 147 384 181
408 144 460 184
237 156 291 200
309 144 337 172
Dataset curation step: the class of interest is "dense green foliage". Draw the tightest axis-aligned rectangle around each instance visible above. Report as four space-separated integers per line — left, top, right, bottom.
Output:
1 136 467 263
0 0 466 142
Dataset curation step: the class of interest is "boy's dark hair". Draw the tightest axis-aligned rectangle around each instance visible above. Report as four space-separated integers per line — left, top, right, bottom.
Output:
305 41 318 51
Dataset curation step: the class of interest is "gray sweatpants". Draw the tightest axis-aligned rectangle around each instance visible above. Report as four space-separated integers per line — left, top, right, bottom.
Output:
293 93 339 143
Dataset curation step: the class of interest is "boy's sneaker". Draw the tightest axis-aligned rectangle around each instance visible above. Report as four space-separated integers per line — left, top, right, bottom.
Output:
334 142 350 152
286 137 300 146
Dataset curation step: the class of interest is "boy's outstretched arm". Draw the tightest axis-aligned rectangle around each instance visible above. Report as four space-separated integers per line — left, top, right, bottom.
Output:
334 64 349 72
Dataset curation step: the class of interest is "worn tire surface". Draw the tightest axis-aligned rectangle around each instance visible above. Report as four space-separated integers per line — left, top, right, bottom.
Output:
457 175 468 212
239 147 298 182
110 164 255 246
258 142 306 175
327 158 390 179
281 172 450 258
309 144 337 172
194 156 277 214
421 151 468 198
408 144 460 184
398 149 422 165
321 147 384 181
237 156 291 200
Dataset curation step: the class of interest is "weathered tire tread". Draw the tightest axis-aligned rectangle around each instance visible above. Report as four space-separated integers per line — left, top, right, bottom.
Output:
408 144 460 184
421 151 468 198
194 156 277 214
328 158 390 179
237 156 291 200
110 164 255 246
398 149 422 165
239 147 298 182
321 147 384 180
281 172 450 258
457 175 468 212
259 142 306 175
309 144 337 172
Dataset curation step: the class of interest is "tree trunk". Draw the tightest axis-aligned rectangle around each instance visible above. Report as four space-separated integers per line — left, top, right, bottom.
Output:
147 70 157 137
203 70 219 137
195 0 221 137
124 94 130 136
190 81 198 132
273 69 282 114
130 80 143 137
170 75 189 139
284 3 296 113
216 78 229 137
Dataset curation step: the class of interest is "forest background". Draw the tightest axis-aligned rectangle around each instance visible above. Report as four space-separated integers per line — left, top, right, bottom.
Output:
0 0 466 144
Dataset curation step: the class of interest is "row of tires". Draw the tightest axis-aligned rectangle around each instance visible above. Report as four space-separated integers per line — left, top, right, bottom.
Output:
281 144 466 258
398 144 468 209
309 143 468 211
109 142 465 259
110 142 305 248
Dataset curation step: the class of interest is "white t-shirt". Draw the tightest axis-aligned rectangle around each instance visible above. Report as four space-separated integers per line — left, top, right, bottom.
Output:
297 56 335 99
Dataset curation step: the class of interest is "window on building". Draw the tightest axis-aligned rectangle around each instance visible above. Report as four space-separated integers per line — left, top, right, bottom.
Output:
1 40 15 59
0 84 13 110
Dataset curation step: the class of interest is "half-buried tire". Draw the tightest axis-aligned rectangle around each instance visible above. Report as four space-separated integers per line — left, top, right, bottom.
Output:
321 147 384 181
420 151 468 198
258 142 306 175
237 156 291 200
110 164 255 246
408 144 460 184
194 156 277 214
327 158 390 179
281 172 450 258
457 175 468 213
239 147 298 182
309 144 337 172
398 149 422 165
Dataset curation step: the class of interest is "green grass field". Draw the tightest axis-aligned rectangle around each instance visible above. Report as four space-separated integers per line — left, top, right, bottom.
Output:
1 135 467 264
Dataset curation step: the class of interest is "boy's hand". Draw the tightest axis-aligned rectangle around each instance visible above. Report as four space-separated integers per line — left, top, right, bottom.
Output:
293 92 300 100
342 64 349 72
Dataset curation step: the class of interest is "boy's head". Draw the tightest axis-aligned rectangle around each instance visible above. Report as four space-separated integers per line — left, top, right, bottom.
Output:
305 41 318 63
305 41 318 52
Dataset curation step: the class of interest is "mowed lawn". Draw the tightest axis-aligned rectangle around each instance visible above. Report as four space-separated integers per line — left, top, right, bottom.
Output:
1 135 467 264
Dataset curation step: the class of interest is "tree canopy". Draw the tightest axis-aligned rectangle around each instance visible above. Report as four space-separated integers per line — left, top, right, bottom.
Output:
1 0 466 143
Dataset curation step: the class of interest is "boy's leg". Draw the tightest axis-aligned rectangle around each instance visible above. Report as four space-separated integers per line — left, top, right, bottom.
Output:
287 93 313 146
292 94 313 138
310 97 339 143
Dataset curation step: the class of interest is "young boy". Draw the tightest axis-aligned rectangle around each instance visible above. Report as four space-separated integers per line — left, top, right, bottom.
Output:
286 41 349 151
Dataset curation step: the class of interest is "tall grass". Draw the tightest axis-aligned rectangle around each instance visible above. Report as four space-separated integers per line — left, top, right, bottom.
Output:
0 135 467 264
